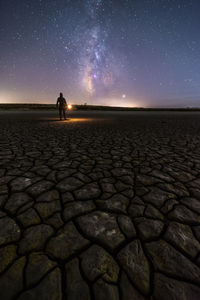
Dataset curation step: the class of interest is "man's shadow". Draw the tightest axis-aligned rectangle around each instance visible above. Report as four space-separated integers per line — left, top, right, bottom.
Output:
38 118 71 122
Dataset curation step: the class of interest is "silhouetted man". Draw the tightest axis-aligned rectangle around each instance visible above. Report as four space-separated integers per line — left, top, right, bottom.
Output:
56 92 67 120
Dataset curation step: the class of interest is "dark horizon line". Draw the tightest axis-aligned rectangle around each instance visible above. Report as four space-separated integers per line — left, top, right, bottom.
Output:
0 103 200 111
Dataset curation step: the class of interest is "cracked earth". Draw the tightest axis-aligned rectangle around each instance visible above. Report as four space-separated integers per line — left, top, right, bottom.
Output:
0 110 200 300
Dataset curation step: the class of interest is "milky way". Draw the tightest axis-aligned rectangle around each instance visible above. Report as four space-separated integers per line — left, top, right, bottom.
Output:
77 0 115 99
0 0 200 107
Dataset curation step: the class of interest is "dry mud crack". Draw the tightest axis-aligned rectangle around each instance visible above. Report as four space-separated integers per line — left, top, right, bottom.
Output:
0 110 200 299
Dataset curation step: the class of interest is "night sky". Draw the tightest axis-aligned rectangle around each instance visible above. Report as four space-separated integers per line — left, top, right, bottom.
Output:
0 0 200 107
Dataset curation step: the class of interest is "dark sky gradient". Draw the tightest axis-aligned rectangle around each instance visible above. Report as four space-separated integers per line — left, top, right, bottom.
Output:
0 0 200 107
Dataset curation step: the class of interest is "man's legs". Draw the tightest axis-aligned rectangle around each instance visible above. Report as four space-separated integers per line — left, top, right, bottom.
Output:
63 108 66 120
59 108 62 120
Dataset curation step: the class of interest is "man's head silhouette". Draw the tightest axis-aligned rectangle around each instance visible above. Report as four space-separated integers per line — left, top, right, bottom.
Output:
60 92 63 97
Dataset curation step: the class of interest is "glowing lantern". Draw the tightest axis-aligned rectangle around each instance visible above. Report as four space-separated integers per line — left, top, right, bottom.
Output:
68 104 72 110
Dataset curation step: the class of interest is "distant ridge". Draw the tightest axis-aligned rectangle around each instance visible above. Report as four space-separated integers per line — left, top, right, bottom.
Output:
0 103 200 111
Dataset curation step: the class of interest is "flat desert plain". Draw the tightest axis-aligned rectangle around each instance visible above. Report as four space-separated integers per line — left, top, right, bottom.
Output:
0 110 200 299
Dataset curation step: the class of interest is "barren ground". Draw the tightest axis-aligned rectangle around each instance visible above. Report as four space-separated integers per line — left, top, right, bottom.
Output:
0 110 200 299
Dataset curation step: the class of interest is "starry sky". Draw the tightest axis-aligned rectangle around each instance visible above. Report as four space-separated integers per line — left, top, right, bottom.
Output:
0 0 200 107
